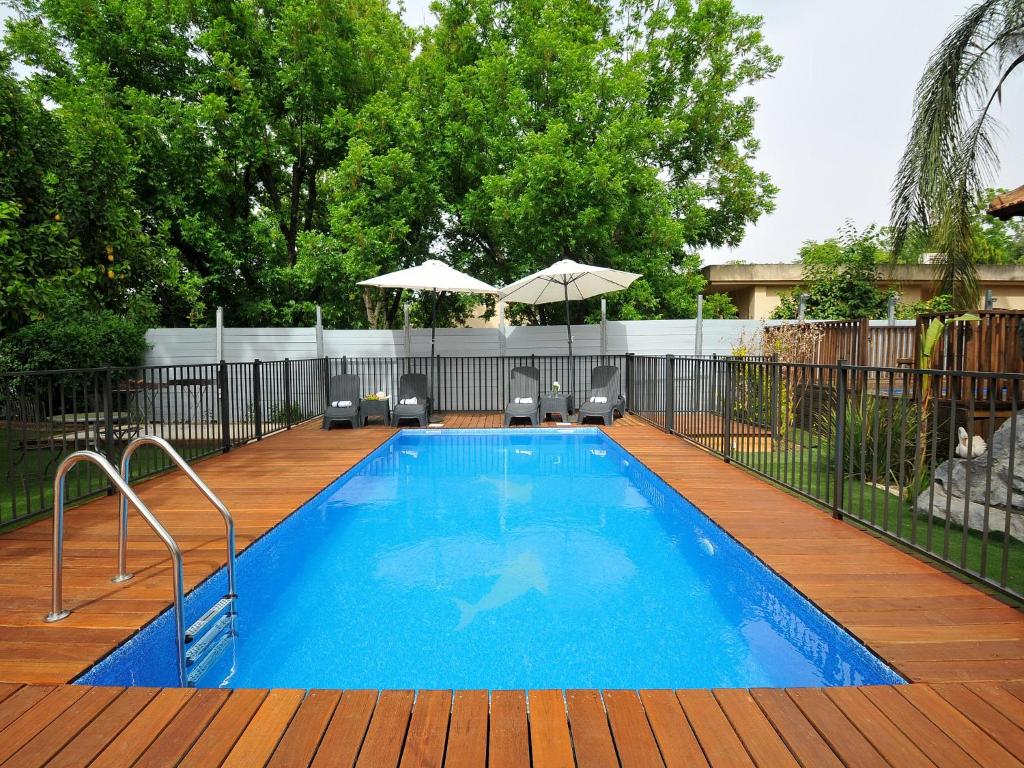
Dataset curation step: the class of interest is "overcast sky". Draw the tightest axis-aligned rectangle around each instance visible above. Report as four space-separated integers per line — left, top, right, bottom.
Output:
402 0 1024 265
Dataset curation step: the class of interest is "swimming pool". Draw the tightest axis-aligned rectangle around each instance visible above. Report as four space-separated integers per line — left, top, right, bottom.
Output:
78 428 903 689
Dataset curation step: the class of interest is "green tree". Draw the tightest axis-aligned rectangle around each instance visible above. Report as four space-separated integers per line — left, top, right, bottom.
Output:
772 225 891 320
890 0 1024 309
415 0 779 323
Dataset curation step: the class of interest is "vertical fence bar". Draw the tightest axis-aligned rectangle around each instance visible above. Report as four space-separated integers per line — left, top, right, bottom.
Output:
218 360 231 453
664 354 674 434
831 359 847 519
722 358 733 462
284 358 292 429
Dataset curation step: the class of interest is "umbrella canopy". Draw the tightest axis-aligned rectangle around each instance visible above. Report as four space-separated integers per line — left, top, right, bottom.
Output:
498 259 641 305
358 259 497 295
358 260 498 358
498 259 642 397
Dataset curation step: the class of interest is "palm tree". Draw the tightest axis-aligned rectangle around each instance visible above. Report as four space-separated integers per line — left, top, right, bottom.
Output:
891 0 1024 309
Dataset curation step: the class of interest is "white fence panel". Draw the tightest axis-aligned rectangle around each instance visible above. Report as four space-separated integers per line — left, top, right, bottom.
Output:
146 318 785 365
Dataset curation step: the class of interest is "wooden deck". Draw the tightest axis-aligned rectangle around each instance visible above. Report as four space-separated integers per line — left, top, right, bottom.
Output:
0 413 1023 765
1 682 1024 767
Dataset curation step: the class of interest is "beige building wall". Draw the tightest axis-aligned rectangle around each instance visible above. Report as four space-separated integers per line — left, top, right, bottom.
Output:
703 264 1024 319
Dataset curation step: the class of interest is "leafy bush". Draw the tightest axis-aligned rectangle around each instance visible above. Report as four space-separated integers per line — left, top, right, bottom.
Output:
818 394 920 486
270 401 305 425
0 310 149 372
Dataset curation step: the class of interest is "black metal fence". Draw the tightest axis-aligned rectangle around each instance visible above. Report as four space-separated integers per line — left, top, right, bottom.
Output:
1 354 625 528
627 354 1024 601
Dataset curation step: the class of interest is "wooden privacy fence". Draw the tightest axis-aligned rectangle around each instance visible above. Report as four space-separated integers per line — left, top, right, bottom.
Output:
765 319 916 369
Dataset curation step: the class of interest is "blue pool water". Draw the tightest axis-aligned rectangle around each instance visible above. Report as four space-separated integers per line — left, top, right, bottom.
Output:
79 429 902 689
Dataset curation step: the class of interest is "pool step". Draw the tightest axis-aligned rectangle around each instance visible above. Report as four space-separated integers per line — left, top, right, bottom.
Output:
183 596 236 687
186 633 232 686
184 597 233 643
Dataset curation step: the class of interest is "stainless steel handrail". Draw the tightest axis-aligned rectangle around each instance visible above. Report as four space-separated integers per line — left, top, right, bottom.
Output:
117 435 237 601
46 450 187 686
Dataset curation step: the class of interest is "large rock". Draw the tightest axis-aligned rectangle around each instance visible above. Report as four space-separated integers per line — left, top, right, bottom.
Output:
915 413 1024 542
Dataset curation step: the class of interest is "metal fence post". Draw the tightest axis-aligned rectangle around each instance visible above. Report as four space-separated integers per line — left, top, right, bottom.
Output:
722 357 733 463
770 355 780 443
322 356 331 413
284 358 292 429
218 361 231 452
103 366 115 494
625 353 635 413
253 359 263 441
832 359 848 519
664 354 675 433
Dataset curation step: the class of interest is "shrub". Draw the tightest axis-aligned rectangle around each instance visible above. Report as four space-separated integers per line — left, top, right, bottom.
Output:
0 310 150 372
818 394 920 486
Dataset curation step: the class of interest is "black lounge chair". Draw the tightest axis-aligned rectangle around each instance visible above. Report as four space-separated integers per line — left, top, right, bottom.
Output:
391 373 431 427
577 365 626 426
322 374 361 430
503 366 541 427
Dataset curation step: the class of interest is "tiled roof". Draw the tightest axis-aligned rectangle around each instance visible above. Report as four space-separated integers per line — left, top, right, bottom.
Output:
987 185 1024 219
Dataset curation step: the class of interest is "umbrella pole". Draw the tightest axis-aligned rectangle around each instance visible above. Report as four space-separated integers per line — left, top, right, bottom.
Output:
431 290 438 417
564 281 574 409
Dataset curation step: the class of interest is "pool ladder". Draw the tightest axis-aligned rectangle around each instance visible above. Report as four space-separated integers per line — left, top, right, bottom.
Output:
46 435 238 687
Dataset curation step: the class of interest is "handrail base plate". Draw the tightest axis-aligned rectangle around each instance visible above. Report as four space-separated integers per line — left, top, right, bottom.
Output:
45 610 70 623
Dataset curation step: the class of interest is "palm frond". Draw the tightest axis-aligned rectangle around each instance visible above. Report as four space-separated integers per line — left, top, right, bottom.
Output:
890 0 1024 309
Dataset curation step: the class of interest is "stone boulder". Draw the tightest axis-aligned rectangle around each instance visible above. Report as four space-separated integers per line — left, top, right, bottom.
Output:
915 413 1024 542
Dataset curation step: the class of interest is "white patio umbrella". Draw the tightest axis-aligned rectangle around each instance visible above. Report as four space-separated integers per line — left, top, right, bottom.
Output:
499 259 642 357
498 259 642 391
358 259 498 357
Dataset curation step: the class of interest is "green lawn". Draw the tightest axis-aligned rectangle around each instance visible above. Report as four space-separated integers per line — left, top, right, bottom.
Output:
738 443 1024 597
0 427 217 529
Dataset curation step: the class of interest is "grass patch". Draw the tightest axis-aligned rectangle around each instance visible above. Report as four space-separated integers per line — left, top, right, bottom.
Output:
0 426 219 529
738 444 1024 598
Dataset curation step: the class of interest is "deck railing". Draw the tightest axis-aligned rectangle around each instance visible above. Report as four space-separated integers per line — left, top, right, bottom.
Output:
0 354 626 527
628 354 1024 601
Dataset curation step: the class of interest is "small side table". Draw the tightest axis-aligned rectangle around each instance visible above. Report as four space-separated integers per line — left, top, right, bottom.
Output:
359 398 391 427
540 392 574 423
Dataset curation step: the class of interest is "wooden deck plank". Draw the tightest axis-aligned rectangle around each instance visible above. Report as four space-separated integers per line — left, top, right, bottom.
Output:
895 684 1023 768
564 690 618 768
0 682 21 706
133 687 230 768
785 688 887 768
488 690 529 768
222 688 305 768
857 686 980 768
929 683 1024 758
354 689 415 768
267 689 343 768
180 689 269 768
445 689 488 768
676 690 754 768
638 689 708 768
0 684 89 763
527 690 574 768
1 685 121 768
748 689 844 768
603 689 665 768
89 687 195 768
399 690 452 768
47 687 160 768
823 686 936 767
712 689 799 768
312 689 378 768
0 685 53 732
964 682 1024 723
